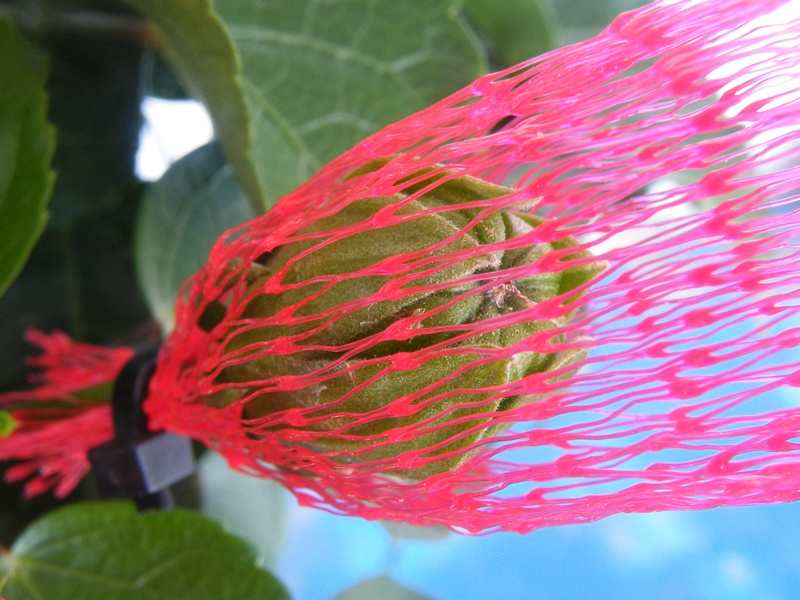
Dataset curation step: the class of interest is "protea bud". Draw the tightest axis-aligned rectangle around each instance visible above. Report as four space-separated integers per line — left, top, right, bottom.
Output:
202 163 606 478
4 0 799 536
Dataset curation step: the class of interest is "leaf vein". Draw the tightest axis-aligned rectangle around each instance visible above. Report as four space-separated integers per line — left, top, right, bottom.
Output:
241 78 322 170
15 557 176 600
229 25 423 104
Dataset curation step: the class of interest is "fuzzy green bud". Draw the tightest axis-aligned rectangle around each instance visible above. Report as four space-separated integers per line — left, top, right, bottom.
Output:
205 164 606 479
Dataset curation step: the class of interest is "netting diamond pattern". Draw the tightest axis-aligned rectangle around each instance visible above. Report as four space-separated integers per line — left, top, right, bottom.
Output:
146 0 800 532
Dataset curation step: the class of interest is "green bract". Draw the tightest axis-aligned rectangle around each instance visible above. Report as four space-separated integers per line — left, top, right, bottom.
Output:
206 166 606 479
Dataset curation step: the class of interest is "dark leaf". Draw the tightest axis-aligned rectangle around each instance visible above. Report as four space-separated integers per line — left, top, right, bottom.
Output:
0 501 291 600
0 16 56 298
462 0 558 68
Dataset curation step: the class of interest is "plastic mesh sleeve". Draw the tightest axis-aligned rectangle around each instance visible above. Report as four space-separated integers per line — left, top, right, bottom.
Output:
146 0 800 533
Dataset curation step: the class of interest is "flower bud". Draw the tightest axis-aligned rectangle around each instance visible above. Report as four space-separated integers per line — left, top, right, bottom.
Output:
204 164 606 479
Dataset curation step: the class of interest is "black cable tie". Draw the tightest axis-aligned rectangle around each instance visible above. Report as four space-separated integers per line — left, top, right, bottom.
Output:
88 346 195 511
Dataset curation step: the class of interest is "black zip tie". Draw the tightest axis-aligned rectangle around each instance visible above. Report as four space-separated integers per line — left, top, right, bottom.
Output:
88 346 195 511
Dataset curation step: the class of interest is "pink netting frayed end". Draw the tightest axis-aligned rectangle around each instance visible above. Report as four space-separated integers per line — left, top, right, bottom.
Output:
0 331 131 498
148 0 800 533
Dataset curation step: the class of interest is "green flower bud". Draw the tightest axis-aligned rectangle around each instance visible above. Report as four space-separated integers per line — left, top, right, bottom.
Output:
205 163 606 479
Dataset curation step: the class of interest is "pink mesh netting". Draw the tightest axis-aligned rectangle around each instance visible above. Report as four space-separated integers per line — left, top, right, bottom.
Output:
145 0 800 533
0 331 130 497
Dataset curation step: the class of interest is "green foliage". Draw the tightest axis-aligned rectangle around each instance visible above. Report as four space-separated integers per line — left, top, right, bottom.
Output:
0 501 290 600
0 0 151 389
462 0 557 68
124 0 486 212
0 16 55 298
135 143 253 329
122 0 257 204
131 0 489 330
553 0 651 43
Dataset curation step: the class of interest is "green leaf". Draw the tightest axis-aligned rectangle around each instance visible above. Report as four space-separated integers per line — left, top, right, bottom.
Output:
0 501 290 600
198 451 286 568
0 17 56 298
0 1 153 389
334 577 434 600
125 0 486 212
140 46 191 100
123 0 260 208
552 0 651 44
135 143 253 330
462 0 557 68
